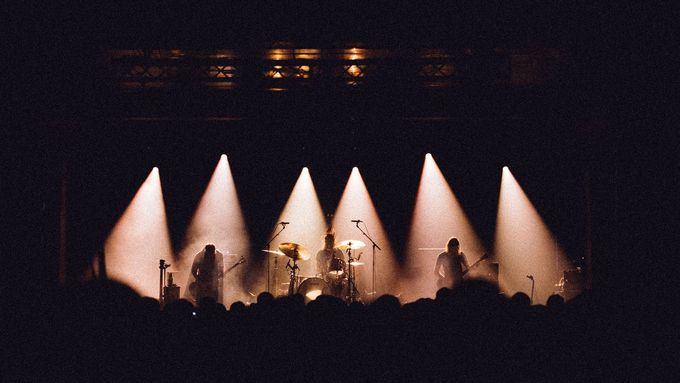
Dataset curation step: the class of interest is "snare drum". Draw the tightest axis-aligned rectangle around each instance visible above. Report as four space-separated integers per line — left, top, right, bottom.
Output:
327 257 346 282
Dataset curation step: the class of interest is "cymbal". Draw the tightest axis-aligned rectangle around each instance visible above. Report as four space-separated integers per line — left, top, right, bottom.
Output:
337 240 366 251
278 242 310 261
261 249 286 256
349 261 364 266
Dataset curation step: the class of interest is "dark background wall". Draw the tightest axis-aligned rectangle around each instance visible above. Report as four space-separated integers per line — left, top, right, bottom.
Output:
5 3 671 306
49 112 587 284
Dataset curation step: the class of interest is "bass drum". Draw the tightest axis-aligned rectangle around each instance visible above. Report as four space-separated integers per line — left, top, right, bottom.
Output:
297 277 328 304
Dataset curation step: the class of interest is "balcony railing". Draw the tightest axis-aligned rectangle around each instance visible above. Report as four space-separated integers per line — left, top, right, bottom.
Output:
105 47 562 91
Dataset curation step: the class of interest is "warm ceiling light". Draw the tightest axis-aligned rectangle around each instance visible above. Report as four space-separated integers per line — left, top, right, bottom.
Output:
295 49 320 60
346 48 364 61
266 49 291 61
347 65 362 77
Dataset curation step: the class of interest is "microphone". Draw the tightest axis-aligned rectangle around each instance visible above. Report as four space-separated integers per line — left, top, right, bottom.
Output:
351 220 362 223
526 275 534 280
280 221 289 225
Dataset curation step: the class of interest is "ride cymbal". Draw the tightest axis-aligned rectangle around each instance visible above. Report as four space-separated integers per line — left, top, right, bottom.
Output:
278 242 310 261
337 240 366 251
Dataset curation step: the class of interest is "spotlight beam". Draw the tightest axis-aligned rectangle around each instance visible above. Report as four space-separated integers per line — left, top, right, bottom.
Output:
333 167 398 301
403 154 487 301
105 167 173 297
178 155 251 306
265 167 325 297
494 167 576 304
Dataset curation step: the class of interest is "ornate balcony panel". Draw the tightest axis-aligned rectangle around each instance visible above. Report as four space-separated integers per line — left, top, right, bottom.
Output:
104 46 560 91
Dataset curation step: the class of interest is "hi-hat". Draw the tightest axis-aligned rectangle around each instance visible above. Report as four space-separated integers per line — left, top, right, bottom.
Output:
278 242 310 261
337 240 366 251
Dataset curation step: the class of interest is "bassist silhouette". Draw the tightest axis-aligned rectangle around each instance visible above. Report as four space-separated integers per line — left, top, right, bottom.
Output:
189 244 245 304
434 237 490 289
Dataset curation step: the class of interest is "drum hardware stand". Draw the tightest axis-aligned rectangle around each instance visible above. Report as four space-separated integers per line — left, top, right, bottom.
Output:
265 222 288 294
286 259 300 296
273 256 280 296
353 221 381 298
159 259 170 304
526 274 535 304
345 244 360 303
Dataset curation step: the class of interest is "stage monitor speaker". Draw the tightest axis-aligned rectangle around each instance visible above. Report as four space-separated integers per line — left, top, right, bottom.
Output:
163 285 180 304
563 268 584 291
474 262 498 285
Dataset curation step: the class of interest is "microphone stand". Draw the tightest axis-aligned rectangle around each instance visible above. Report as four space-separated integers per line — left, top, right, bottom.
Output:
159 259 170 304
353 222 381 298
346 245 357 303
286 259 300 296
265 223 287 294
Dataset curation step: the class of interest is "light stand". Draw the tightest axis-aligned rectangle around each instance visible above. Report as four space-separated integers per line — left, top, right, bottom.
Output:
353 221 381 298
265 222 288 293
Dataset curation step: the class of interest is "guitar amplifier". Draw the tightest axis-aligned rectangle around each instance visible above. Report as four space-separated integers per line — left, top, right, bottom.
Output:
475 262 498 285
163 285 180 304
563 268 584 291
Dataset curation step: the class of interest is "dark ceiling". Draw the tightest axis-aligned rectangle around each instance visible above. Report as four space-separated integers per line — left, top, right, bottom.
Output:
6 3 670 298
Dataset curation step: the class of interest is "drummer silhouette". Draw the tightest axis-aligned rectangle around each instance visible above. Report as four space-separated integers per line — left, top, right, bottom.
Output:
316 231 346 298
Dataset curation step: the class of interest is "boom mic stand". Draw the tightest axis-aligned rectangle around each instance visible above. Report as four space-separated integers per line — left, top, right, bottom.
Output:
265 222 288 294
353 221 381 298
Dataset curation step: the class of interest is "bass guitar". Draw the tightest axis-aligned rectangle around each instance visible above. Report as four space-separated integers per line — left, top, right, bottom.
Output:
436 252 490 289
189 256 246 300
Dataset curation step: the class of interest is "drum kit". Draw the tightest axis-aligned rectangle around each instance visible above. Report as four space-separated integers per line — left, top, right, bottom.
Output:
263 239 366 303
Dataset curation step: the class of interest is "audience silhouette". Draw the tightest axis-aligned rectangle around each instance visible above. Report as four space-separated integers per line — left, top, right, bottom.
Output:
22 277 612 381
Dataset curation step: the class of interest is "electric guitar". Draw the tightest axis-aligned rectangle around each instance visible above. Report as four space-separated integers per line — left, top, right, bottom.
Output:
189 256 246 299
436 252 490 289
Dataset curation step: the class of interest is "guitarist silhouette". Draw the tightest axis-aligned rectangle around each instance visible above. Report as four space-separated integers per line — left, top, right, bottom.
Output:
434 237 490 289
189 244 246 304
189 244 224 303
